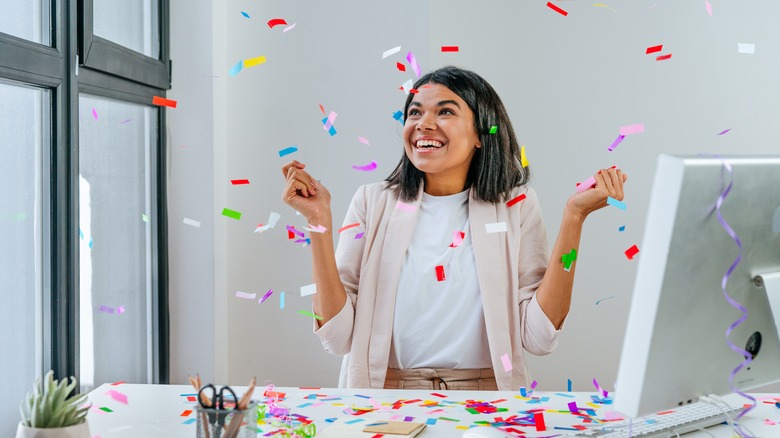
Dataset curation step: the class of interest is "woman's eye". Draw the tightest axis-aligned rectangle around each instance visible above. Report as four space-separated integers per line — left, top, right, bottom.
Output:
440 108 454 115
408 109 421 116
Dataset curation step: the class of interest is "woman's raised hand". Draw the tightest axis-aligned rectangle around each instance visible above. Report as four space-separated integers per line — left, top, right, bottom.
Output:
281 160 332 224
566 166 628 221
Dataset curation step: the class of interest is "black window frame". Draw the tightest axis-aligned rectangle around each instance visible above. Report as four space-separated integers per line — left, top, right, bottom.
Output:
0 0 170 387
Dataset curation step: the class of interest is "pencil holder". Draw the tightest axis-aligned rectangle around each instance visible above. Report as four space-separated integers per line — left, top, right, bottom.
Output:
195 401 257 438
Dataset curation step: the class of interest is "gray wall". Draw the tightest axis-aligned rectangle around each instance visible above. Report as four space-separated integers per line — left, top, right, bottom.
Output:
169 0 780 391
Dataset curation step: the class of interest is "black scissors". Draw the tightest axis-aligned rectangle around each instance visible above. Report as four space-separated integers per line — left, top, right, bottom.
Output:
198 384 238 438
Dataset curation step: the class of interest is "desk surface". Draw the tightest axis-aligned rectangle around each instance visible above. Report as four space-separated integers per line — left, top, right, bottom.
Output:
86 384 780 437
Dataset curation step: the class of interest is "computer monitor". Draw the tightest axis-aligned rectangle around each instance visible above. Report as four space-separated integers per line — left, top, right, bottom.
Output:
614 154 780 419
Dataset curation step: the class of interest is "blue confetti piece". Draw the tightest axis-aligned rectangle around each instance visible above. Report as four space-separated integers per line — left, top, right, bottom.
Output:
392 110 404 123
555 392 575 398
619 225 626 232
426 418 437 425
520 387 527 397
366 422 388 426
182 418 196 425
89 238 93 249
228 60 243 77
325 418 337 423
354 394 371 399
297 403 312 408
328 126 337 136
607 196 626 211
79 229 84 240
278 146 298 157
240 11 250 18
280 291 285 309
345 419 364 425
568 379 572 392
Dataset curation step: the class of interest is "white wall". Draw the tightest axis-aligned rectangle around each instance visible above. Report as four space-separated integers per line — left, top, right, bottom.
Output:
168 0 780 391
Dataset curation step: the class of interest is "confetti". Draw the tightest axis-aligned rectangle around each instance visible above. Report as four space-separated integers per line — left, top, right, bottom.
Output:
235 291 256 300
705 0 712 16
485 222 507 233
152 96 177 108
228 60 243 76
607 196 626 210
352 161 378 171
240 11 250 18
520 144 529 167
738 43 755 54
576 176 597 192
488 125 497 134
396 62 406 72
618 225 626 232
395 200 417 212
595 296 616 305
142 213 149 222
255 212 281 233
568 401 579 413
608 134 626 151
355 232 365 239
99 305 115 314
656 54 672 61
222 208 242 220
546 2 568 16
278 146 298 157
267 18 287 28
450 231 465 247
106 390 128 404
322 116 337 136
280 292 285 309
300 283 317 297
534 412 546 431
406 51 421 77
435 265 445 282
357 136 370 145
441 46 459 52
392 110 404 123
568 379 572 392
230 179 249 185
183 217 201 227
116 305 126 314
500 353 513 372
282 23 296 33
298 310 323 320
259 289 274 304
592 378 609 397
625 244 640 260
243 55 266 68
717 129 731 135
323 111 338 131
561 248 577 272
506 193 526 208
619 123 644 136
593 3 616 12
92 108 98 120
303 224 327 233
401 78 414 94
382 46 402 59
645 44 663 54
338 223 360 233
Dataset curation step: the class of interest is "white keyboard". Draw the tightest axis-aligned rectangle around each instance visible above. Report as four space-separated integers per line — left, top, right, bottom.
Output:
580 399 744 437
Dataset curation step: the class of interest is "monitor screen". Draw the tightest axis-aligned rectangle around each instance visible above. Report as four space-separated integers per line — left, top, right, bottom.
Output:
613 154 780 418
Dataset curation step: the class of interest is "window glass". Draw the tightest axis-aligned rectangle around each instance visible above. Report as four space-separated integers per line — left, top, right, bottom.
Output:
93 0 159 58
0 0 50 45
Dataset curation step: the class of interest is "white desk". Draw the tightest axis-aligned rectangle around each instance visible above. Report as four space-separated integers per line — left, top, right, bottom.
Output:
86 384 780 437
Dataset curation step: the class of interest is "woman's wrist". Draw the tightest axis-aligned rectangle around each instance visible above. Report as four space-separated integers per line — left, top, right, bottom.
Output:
562 204 587 226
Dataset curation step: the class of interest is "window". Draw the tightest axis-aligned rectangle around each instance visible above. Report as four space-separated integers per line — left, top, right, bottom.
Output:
0 0 169 434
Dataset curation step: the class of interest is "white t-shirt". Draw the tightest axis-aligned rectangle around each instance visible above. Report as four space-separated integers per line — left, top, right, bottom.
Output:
388 189 492 369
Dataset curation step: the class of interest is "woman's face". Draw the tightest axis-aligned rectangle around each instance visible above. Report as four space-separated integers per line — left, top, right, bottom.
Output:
403 83 481 189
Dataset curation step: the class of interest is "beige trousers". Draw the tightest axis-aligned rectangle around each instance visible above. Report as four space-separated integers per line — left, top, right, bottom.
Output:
384 368 498 391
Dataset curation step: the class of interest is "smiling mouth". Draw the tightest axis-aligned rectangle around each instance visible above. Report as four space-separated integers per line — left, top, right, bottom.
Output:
414 139 445 149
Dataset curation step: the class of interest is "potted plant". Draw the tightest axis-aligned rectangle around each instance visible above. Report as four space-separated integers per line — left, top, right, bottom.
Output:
16 370 91 438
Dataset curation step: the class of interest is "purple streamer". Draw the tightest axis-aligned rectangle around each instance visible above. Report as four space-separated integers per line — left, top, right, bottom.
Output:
608 134 625 151
713 158 756 434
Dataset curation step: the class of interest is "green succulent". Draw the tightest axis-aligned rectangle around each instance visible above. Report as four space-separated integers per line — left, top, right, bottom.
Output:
19 370 90 428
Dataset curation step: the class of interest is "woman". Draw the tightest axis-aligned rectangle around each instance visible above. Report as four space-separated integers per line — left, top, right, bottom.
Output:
281 66 626 391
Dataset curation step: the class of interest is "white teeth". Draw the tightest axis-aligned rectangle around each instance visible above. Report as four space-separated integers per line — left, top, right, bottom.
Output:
415 140 444 148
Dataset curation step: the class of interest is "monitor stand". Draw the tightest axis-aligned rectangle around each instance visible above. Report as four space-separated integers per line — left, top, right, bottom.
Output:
756 272 780 341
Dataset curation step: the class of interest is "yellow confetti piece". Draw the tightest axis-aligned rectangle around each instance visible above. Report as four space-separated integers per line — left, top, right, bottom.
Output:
455 426 469 430
586 402 602 409
593 3 616 12
244 55 267 68
520 145 529 168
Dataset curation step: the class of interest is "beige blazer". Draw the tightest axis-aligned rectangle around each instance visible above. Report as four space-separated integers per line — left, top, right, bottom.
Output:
314 182 563 391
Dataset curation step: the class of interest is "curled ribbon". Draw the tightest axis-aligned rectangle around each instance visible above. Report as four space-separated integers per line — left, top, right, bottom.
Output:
713 157 756 436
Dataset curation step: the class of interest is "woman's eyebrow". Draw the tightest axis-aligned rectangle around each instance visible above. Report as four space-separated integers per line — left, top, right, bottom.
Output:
408 100 461 108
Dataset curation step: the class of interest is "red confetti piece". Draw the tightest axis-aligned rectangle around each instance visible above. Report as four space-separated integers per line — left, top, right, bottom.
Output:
409 89 419 94
152 96 177 108
546 2 569 16
441 46 459 52
435 265 446 281
186 396 197 402
656 53 672 61
645 44 663 54
625 244 640 260
267 18 287 28
431 393 447 398
396 62 406 72
230 179 249 185
111 381 125 386
534 412 547 431
319 104 325 114
371 435 384 438
181 409 193 417
338 223 360 233
288 230 295 239
506 193 527 207
264 390 286 398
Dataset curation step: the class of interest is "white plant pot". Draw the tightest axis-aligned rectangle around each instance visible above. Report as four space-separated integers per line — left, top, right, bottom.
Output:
15 421 90 438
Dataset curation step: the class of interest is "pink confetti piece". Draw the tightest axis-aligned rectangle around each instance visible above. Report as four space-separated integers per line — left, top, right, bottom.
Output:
500 353 513 372
259 289 273 303
99 305 115 314
352 160 378 171
303 224 327 233
705 0 712 16
395 200 417 212
717 128 731 135
323 111 338 131
450 230 464 247
592 378 609 397
116 305 126 314
619 123 644 136
106 390 128 404
576 176 597 193
406 51 421 77
354 232 365 239
357 136 370 145
608 134 626 151
92 108 98 120
235 291 256 300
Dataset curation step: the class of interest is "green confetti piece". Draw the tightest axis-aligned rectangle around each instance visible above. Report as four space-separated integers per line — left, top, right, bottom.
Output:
466 408 480 414
142 213 149 222
99 407 113 412
561 248 577 271
297 310 323 320
489 125 498 134
439 417 460 422
222 208 242 220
